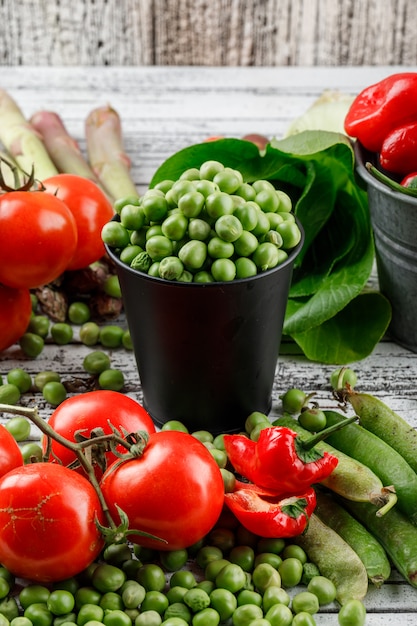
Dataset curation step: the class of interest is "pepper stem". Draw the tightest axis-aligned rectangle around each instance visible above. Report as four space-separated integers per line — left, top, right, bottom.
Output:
299 415 358 451
365 162 417 198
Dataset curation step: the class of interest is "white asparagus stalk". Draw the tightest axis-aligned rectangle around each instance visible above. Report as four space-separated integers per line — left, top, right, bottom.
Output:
85 105 139 201
0 89 58 180
30 110 100 183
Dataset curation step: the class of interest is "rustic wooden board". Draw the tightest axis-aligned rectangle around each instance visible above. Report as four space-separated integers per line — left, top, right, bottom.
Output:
0 0 416 66
0 66 417 623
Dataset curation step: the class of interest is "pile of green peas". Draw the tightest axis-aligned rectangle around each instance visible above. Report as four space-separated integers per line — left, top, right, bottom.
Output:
102 161 302 283
0 523 361 626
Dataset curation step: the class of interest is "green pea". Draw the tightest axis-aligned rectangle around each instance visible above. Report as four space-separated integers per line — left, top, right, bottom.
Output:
275 221 302 249
132 252 153 273
20 442 43 464
68 302 90 325
208 528 235 553
231 604 263 626
7 367 32 393
307 576 337 606
11 618 33 626
213 168 242 194
233 203 258 231
27 315 50 338
183 588 210 613
177 192 205 219
83 351 111 374
178 240 207 270
51 323 73 345
234 183 256 201
211 258 236 282
146 235 174 262
0 383 21 405
191 607 220 626
278 557 303 588
19 586 51 609
76 604 104 626
214 214 243 242
0 577 9 600
5 416 31 441
229 546 255 572
292 612 317 626
159 549 188 572
92 564 126 594
74 588 102 609
193 270 214 283
252 562 281 593
187 218 211 241
120 204 145 231
264 602 293 626
209 589 237 622
42 381 67 407
254 553 282 570
134 610 162 626
158 256 184 281
34 371 61 391
169 570 196 591
137 564 166 593
79 322 100 346
255 189 279 213
215 563 246 594
337 599 366 626
292 591 319 615
24 603 53 626
0 597 19 622
199 160 224 181
140 591 169 616
53 578 79 595
207 236 234 259
163 603 191 624
141 195 168 222
102 222 131 248
99 592 124 611
233 231 259 258
113 195 140 215
161 213 189 240
262 586 290 612
19 332 44 357
161 420 189 433
276 190 292 212
282 544 308 564
47 591 75 616
103 275 122 298
236 589 262 607
205 192 234 219
97 369 124 391
251 210 270 237
120 245 144 265
209 447 228 468
99 325 124 348
252 242 279 271
195 546 223 570
256 538 285 555
179 168 200 181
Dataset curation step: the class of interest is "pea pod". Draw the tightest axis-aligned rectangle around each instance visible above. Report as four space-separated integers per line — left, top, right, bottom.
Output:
341 496 417 588
343 388 417 474
292 513 368 605
314 490 391 587
272 416 397 513
324 410 417 525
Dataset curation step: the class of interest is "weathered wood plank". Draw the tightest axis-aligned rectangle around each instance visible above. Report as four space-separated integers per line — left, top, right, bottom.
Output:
0 0 416 66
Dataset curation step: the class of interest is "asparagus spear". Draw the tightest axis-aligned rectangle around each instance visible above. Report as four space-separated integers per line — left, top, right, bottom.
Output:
85 105 139 201
0 89 58 180
30 110 100 184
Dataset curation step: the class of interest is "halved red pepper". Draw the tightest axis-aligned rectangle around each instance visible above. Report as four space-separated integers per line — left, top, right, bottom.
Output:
344 72 417 152
224 425 340 495
224 480 316 538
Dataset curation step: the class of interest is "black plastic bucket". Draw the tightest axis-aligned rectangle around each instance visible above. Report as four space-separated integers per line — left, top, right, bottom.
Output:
106 223 304 433
355 141 417 353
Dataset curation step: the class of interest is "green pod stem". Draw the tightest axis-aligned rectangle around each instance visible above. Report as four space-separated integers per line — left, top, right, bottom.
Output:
292 513 368 605
345 389 417 474
341 496 417 588
314 489 391 587
272 416 397 513
324 410 417 525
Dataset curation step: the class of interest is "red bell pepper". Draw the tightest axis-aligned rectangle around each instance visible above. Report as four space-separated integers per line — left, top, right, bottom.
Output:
224 425 341 495
379 121 417 175
224 480 316 538
344 72 417 152
401 172 417 189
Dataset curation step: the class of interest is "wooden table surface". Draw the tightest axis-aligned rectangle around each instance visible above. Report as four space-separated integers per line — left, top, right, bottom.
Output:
1 65 417 624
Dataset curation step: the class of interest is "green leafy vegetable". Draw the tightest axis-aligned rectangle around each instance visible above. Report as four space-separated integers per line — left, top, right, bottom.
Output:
150 132 391 363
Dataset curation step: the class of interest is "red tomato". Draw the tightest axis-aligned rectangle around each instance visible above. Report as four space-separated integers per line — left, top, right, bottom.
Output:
42 174 114 270
100 430 225 551
0 425 23 477
0 191 78 289
43 390 156 476
0 283 32 352
0 463 105 582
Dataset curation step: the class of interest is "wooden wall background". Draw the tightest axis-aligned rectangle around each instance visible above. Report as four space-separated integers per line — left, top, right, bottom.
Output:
0 0 416 67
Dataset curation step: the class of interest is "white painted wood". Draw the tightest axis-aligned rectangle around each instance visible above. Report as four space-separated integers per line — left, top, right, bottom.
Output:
1 66 417 620
0 1 417 66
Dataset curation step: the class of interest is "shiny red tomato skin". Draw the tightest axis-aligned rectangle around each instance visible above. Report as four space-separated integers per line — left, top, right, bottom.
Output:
100 430 225 551
0 425 23 477
0 463 105 582
0 191 78 289
0 284 32 352
43 174 114 270
43 391 156 476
